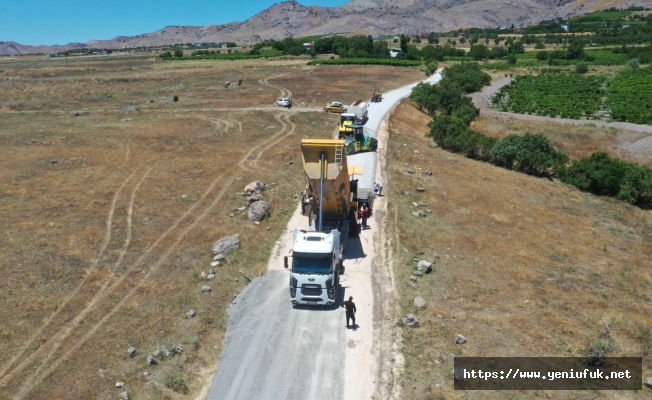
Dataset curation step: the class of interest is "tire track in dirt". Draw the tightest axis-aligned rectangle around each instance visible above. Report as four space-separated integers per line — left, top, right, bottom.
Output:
16 169 243 399
8 78 299 396
259 76 293 99
0 166 155 386
237 112 290 172
0 164 142 381
12 103 298 397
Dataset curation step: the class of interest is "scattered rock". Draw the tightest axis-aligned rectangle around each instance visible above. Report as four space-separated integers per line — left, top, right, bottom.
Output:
213 254 226 262
416 187 426 192
229 213 235 217
248 200 270 221
201 285 211 293
413 270 424 276
404 191 411 197
116 382 124 388
206 273 216 280
23 140 35 145
403 314 420 328
246 193 263 204
200 271 207 280
254 221 260 226
72 111 81 116
286 160 294 166
123 106 137 114
119 390 129 400
406 169 415 174
210 261 220 267
186 309 196 318
424 169 433 175
147 356 158 365
644 377 652 388
181 194 188 199
237 206 246 212
120 118 132 122
453 367 465 381
441 192 448 198
409 281 417 288
209 268 216 274
414 296 426 308
418 201 428 207
128 347 138 358
429 142 439 149
50 160 58 165
412 212 420 218
244 180 267 195
417 260 433 273
212 235 240 255
455 334 467 344
161 96 178 103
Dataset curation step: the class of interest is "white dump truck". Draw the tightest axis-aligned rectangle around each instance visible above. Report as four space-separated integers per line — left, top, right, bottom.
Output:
284 138 362 306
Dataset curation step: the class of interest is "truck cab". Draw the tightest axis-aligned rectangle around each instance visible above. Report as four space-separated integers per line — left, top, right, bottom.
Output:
285 229 344 305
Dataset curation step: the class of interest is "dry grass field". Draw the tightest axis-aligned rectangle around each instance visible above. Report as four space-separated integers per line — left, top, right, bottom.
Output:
386 100 652 399
0 56 422 399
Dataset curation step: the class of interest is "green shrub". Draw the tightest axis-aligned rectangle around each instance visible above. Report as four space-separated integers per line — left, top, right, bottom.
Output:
575 63 589 74
165 374 189 394
629 58 640 68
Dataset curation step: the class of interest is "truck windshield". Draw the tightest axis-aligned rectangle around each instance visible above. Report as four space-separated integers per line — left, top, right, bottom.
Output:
292 252 333 274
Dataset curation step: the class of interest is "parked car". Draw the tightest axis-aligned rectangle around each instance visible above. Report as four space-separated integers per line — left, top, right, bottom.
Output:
323 102 347 113
277 98 292 107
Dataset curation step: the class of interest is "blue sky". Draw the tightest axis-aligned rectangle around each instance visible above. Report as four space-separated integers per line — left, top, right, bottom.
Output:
3 0 350 46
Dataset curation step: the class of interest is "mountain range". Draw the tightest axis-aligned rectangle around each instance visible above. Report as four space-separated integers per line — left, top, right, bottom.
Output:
0 0 645 55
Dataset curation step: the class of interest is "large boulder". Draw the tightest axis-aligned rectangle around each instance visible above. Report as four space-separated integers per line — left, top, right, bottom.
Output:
212 235 240 255
248 200 270 221
244 180 267 195
417 260 433 274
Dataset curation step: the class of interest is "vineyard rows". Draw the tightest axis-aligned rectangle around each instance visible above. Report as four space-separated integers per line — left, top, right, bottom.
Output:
491 67 652 124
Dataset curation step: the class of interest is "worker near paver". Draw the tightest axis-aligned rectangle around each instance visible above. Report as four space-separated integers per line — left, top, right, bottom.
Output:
360 204 370 230
341 296 357 328
374 180 384 196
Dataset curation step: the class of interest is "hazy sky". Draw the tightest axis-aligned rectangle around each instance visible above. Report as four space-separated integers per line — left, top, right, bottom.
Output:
3 0 350 46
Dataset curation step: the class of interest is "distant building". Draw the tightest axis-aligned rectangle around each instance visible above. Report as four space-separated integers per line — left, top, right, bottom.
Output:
389 48 402 58
623 24 631 28
102 49 113 55
513 26 522 33
561 23 569 32
303 41 314 48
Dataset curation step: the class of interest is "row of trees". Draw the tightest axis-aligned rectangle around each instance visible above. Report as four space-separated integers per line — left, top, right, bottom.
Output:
410 63 652 208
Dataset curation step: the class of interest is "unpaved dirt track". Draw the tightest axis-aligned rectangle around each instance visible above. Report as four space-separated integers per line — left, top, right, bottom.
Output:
207 71 443 400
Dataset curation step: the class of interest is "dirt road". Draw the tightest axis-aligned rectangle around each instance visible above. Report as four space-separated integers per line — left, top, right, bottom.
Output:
207 72 443 400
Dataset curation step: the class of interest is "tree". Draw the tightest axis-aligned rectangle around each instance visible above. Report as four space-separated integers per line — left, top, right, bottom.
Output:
400 34 408 53
492 133 568 176
459 38 466 44
469 44 490 60
174 48 183 58
507 54 517 65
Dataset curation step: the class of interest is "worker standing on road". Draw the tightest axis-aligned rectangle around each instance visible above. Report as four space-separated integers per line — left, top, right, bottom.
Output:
374 180 384 196
342 296 357 328
360 204 369 230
